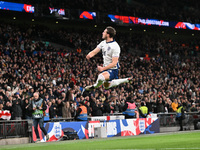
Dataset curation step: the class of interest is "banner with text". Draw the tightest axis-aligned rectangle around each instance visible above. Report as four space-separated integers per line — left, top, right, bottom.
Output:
32 117 159 142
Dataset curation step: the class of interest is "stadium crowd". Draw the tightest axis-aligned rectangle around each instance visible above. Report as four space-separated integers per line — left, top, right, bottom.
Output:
0 22 200 121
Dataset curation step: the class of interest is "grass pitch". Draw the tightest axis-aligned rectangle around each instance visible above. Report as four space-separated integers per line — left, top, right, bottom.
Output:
1 131 200 150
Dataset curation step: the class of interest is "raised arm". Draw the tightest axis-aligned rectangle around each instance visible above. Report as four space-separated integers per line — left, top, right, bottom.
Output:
86 47 101 60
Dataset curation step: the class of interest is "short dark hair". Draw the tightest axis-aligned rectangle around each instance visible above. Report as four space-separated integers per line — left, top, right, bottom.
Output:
141 102 145 106
106 26 116 38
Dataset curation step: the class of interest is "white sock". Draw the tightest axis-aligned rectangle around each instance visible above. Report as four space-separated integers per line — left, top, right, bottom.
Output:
106 78 129 89
93 74 105 88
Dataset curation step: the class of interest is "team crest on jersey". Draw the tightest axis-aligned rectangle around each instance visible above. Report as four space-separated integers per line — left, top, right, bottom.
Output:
107 47 111 51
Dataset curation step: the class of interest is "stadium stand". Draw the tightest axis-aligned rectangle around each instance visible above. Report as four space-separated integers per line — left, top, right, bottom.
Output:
0 21 199 121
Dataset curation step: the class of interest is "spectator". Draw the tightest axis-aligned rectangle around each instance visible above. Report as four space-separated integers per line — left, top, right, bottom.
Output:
62 101 74 118
156 97 166 113
48 101 57 119
190 103 198 112
171 98 179 112
56 99 63 118
0 101 3 111
23 98 32 120
144 96 153 114
91 99 103 116
103 99 111 114
11 93 23 120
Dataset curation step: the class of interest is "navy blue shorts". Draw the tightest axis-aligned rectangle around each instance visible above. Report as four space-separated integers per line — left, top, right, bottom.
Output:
103 69 119 81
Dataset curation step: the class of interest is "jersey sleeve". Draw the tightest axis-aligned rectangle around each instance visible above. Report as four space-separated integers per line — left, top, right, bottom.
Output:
112 44 120 57
97 41 104 50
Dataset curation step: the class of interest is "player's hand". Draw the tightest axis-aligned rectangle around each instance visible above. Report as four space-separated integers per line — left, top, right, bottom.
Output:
97 66 104 72
86 54 91 60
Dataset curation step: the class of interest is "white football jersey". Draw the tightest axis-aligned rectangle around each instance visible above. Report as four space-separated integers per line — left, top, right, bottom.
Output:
97 40 120 69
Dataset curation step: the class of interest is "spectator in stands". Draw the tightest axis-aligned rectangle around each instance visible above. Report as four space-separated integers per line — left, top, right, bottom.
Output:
165 98 173 113
56 99 63 118
0 101 3 111
0 94 4 104
11 93 23 120
91 99 103 116
23 98 32 120
85 100 91 116
75 101 88 121
48 101 57 119
144 96 153 114
156 97 166 113
44 93 50 103
62 101 74 118
103 99 111 114
171 98 179 112
0 101 5 120
190 103 198 112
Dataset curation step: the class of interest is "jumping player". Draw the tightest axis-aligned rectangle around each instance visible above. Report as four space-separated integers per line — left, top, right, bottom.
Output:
84 26 132 91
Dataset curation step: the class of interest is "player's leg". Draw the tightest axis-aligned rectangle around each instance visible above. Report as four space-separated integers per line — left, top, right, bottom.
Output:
85 71 110 91
104 69 133 89
104 77 133 89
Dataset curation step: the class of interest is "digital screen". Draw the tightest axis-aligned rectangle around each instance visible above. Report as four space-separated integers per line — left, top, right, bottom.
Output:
0 1 34 13
108 14 169 27
174 22 200 30
49 7 65 16
108 14 200 31
79 11 96 19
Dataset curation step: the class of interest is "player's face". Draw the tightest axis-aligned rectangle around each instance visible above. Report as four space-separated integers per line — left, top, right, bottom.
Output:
102 29 108 40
